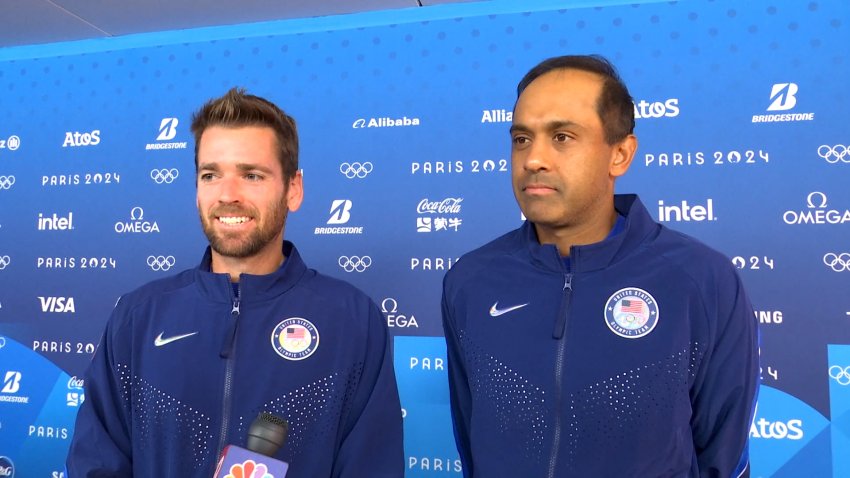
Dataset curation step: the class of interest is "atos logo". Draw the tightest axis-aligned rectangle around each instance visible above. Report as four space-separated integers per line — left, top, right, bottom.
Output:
37 212 74 231
157 118 179 141
115 207 160 234
62 130 100 147
0 134 21 151
633 98 680 119
0 456 14 478
657 199 716 222
39 296 76 313
767 83 798 111
783 192 850 225
749 417 804 440
381 297 419 328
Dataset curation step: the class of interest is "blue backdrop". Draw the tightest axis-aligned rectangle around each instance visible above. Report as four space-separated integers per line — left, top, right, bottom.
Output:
1 0 849 476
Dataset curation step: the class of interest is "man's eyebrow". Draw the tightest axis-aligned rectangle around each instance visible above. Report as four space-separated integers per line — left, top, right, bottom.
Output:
510 120 581 135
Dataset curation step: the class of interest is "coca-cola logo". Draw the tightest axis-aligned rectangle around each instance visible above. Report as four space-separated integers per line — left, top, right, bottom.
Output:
417 198 463 214
67 376 84 390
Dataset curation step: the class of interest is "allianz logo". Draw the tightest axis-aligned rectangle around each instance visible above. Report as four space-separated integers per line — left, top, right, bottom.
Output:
62 130 100 147
749 417 803 440
783 192 850 225
634 99 680 119
39 296 75 313
481 109 512 123
352 116 420 128
38 212 74 231
115 207 160 233
657 199 716 222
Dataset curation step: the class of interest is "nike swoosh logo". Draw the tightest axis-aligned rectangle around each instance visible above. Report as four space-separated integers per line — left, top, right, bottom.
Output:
489 302 529 317
154 331 198 347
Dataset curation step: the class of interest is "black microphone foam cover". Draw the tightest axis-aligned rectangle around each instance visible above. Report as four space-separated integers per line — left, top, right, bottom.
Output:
246 412 289 457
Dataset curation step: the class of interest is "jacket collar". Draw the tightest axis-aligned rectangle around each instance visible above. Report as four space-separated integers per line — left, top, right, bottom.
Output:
194 240 308 302
522 194 659 273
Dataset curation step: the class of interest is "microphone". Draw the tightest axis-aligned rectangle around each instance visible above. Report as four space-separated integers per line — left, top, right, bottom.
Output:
214 412 290 478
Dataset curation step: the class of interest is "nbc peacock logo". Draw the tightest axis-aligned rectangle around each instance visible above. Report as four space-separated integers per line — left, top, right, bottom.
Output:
224 459 272 478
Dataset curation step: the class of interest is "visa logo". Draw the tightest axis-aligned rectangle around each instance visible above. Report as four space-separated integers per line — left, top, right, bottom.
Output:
39 296 76 313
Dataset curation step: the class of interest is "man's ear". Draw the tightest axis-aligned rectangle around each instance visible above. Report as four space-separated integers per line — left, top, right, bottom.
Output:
610 134 637 179
286 170 304 212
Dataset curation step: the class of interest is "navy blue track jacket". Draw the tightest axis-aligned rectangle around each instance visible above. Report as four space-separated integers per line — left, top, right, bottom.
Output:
442 194 758 478
67 242 403 477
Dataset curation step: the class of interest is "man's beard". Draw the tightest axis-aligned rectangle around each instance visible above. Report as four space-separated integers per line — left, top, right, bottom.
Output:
200 200 288 259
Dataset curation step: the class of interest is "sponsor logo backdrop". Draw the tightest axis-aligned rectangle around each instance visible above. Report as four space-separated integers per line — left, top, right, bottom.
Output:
1 0 848 475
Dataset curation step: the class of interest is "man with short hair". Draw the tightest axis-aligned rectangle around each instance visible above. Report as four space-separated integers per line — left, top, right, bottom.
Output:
441 56 758 477
67 88 403 477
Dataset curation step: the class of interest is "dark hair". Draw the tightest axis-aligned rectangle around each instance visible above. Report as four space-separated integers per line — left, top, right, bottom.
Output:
516 55 635 144
190 87 298 181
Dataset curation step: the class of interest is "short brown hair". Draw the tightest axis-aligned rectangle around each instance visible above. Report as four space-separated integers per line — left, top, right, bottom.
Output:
190 88 298 180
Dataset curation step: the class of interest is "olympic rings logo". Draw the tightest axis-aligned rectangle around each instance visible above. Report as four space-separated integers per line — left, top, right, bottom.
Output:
823 253 850 272
339 162 373 179
147 255 176 271
150 168 179 184
829 365 850 385
0 175 15 190
817 145 850 163
0 255 10 270
338 255 372 272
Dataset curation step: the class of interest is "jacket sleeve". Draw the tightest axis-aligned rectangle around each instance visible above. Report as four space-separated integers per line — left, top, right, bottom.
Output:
691 267 759 478
441 277 474 478
333 300 404 478
66 301 134 477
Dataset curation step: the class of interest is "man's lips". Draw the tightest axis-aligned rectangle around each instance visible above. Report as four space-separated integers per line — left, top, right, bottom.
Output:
522 183 557 195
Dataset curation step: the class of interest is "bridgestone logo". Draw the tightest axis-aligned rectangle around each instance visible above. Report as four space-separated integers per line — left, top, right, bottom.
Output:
146 142 187 150
0 395 28 403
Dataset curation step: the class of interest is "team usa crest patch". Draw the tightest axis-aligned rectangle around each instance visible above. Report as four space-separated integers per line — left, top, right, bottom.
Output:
271 317 319 360
604 287 659 339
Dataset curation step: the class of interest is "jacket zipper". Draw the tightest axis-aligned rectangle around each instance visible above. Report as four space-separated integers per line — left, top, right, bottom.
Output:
216 288 240 462
547 273 572 478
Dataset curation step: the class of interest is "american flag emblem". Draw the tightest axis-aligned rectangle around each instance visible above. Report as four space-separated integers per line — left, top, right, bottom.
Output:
620 299 645 314
286 327 306 340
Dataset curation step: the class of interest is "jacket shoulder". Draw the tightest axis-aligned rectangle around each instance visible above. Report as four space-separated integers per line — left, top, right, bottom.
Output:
444 227 523 293
114 268 197 313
